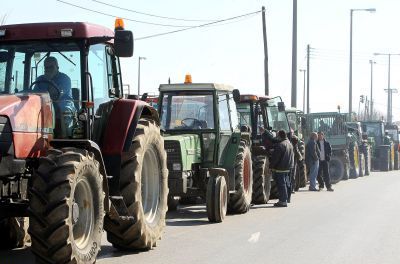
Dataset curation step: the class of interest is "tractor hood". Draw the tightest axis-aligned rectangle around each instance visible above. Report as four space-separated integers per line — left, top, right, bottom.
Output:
0 93 53 132
0 93 53 158
163 134 202 171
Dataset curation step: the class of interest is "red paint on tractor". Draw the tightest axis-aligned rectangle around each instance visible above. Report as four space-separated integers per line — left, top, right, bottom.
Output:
102 99 148 155
0 93 53 158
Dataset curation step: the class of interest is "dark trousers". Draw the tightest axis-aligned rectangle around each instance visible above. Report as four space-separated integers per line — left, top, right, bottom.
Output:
273 171 290 203
317 160 331 189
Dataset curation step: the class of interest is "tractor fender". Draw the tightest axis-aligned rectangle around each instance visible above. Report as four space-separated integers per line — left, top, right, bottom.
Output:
50 139 110 212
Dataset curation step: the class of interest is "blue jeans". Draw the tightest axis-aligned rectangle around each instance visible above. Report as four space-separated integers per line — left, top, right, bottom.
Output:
273 171 289 203
309 160 319 189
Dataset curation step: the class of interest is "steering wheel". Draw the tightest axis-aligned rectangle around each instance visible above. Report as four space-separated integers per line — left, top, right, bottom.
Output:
30 80 61 101
181 118 202 128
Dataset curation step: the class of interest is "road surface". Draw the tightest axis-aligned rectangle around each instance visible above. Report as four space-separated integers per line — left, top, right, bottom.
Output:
2 170 400 264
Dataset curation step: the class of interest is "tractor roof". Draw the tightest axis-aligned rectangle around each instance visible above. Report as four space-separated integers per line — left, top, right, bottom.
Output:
239 94 272 103
285 107 303 114
159 83 234 92
0 22 114 42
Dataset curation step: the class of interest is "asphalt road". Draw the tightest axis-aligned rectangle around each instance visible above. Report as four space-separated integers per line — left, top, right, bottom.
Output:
2 170 400 264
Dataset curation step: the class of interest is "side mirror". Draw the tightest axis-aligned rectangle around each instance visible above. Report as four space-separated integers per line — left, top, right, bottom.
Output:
114 30 134 57
232 89 241 103
278 102 285 112
141 93 148 101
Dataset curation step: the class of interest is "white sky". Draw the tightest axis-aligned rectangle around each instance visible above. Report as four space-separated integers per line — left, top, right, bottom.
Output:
2 0 400 121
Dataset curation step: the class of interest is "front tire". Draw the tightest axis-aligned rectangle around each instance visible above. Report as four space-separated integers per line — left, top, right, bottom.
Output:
329 156 344 184
206 176 228 223
228 141 253 214
29 148 104 264
251 156 271 204
104 119 168 250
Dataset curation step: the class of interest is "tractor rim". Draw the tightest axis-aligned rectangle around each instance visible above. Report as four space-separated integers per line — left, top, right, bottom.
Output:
72 178 94 250
243 155 251 194
141 146 161 226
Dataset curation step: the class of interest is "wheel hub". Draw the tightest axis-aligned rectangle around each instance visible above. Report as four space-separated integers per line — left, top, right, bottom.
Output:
72 202 79 225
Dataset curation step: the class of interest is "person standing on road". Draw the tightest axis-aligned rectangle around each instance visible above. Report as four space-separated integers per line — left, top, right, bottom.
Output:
306 132 320 191
317 132 334 192
270 130 295 207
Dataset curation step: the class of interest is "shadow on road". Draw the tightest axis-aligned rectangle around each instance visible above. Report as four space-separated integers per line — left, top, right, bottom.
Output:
166 204 214 226
97 245 145 260
0 246 35 264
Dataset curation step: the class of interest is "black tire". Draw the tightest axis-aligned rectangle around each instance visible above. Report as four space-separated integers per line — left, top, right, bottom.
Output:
379 146 390 172
251 156 271 204
349 143 360 179
394 149 399 170
363 144 371 176
329 156 345 184
104 119 168 250
295 159 307 191
0 217 29 249
29 148 104 264
206 176 228 223
342 152 350 181
228 141 253 214
359 153 365 177
167 195 179 212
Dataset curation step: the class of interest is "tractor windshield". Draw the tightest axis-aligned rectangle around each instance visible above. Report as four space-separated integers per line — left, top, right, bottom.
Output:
160 92 215 130
266 97 289 132
386 129 399 142
363 123 383 138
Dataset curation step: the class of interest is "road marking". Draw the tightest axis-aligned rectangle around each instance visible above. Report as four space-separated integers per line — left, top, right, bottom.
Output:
248 232 261 243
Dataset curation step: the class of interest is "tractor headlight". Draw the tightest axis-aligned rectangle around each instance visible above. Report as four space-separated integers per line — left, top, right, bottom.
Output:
172 163 181 171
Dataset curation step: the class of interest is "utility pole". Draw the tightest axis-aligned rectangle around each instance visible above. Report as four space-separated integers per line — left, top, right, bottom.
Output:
369 60 376 119
306 44 310 114
299 69 306 113
262 6 269 95
137 56 146 95
291 0 297 107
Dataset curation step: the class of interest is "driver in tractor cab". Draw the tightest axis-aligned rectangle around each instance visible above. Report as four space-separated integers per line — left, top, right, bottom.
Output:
384 130 392 145
33 56 76 138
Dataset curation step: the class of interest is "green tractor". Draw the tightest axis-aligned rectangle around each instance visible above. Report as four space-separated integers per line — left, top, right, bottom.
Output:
302 112 362 183
236 95 288 203
286 108 307 191
158 82 252 222
362 121 395 171
385 124 400 170
345 122 370 176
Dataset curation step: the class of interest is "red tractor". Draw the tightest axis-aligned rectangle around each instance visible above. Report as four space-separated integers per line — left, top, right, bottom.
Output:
0 20 168 263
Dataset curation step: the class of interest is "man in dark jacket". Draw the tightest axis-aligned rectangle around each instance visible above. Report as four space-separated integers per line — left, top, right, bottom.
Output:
269 130 295 207
305 132 320 191
317 132 334 191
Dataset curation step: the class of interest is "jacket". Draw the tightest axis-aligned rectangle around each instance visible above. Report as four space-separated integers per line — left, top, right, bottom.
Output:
305 139 320 166
317 139 332 161
269 138 295 172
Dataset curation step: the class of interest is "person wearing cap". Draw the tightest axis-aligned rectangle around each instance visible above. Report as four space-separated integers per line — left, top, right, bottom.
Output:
317 131 334 191
306 132 320 191
34 56 76 138
269 130 295 207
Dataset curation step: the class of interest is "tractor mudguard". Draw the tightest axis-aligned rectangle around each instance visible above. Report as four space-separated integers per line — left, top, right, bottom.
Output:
50 139 110 212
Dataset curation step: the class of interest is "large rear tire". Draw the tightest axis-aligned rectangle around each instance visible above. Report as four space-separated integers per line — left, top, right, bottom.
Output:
0 217 29 249
29 148 104 264
251 156 271 204
329 156 345 184
295 159 307 191
206 176 228 223
104 119 168 250
228 141 253 214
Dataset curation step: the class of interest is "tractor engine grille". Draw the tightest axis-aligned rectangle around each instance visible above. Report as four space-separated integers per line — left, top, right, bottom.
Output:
164 140 182 179
0 116 13 158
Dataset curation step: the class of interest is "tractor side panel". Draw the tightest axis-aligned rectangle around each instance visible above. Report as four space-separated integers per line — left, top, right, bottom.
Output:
13 132 52 158
220 131 241 191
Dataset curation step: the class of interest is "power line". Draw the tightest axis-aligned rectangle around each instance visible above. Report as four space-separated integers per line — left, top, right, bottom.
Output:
136 10 261 41
92 0 218 22
56 0 194 28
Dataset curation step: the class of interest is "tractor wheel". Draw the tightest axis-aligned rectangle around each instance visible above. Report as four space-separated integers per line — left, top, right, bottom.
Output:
394 150 399 170
228 141 253 214
363 145 371 176
206 176 228 223
329 156 345 184
389 145 395 171
251 156 271 205
104 119 168 250
0 217 29 249
349 143 360 179
379 146 390 171
297 159 307 188
167 196 179 212
29 148 104 264
358 153 365 177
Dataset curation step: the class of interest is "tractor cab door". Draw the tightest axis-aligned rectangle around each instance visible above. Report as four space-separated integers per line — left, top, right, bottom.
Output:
88 44 123 145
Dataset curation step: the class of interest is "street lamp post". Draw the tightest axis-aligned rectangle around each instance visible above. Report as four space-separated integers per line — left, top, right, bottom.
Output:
369 60 376 119
138 56 146 95
299 69 306 113
349 8 376 114
374 53 400 124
